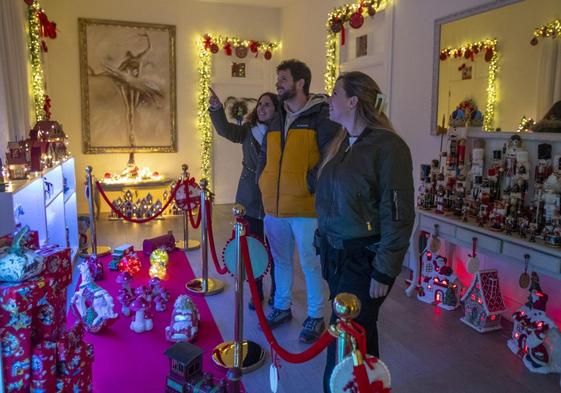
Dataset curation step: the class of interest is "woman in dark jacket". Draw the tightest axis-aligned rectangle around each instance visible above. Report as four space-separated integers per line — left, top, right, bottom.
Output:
209 89 280 309
315 72 415 392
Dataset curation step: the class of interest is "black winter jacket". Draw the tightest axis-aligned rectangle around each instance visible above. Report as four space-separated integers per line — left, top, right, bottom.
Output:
315 127 415 283
209 107 264 219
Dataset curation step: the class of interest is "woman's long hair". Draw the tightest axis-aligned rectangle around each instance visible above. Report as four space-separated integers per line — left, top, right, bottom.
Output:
244 92 280 127
318 72 395 177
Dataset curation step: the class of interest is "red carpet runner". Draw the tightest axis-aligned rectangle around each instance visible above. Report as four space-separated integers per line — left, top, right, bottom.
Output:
68 251 227 393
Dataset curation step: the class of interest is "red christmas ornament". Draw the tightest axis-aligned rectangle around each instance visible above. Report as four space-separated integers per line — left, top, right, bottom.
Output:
104 172 111 179
235 46 248 58
118 254 142 276
349 11 364 29
210 43 219 54
249 41 259 53
223 42 232 56
439 52 447 61
530 37 539 46
264 50 272 60
484 48 494 62
330 17 343 33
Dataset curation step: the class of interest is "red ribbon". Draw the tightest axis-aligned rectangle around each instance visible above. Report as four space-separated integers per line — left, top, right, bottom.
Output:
184 178 202 229
341 24 346 46
95 180 182 224
205 202 228 275
241 235 336 363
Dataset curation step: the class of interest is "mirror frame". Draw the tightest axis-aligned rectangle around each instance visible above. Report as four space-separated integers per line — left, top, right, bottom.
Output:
431 0 524 135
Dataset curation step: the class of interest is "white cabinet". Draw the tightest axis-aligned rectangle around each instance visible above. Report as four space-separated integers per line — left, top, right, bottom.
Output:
0 158 79 259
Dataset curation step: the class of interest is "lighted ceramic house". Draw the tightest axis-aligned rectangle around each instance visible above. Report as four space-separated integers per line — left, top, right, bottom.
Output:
417 252 460 310
460 269 505 332
507 274 561 379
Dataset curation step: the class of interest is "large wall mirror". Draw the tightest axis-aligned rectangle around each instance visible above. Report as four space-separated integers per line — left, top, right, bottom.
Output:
432 0 561 134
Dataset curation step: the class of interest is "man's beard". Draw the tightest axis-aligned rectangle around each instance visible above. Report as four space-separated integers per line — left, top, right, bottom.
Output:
278 84 296 101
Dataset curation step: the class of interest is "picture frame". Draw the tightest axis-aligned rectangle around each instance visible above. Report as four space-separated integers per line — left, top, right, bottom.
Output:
79 18 177 153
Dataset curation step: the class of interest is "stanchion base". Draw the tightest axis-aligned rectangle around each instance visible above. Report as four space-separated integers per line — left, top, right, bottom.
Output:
79 246 112 258
175 239 201 251
186 277 224 295
212 340 266 374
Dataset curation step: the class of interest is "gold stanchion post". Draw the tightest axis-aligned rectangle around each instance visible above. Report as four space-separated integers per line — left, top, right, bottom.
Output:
329 293 362 364
175 163 200 251
212 204 265 376
80 166 111 257
186 178 224 295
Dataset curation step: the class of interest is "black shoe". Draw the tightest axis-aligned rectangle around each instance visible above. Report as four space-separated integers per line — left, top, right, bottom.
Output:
265 308 292 328
299 317 325 343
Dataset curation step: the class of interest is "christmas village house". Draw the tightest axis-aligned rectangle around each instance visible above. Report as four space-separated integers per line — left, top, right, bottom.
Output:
417 251 460 310
461 269 506 333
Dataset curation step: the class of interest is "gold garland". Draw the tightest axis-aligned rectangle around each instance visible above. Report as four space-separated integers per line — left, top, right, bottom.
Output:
440 39 498 132
196 34 281 186
324 0 388 93
28 1 46 122
531 18 561 45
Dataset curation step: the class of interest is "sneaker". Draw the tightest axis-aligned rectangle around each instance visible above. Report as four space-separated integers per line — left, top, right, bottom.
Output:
265 308 292 328
299 317 325 343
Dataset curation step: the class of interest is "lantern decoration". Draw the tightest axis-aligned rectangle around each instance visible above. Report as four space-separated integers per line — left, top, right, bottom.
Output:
118 252 142 276
149 248 169 280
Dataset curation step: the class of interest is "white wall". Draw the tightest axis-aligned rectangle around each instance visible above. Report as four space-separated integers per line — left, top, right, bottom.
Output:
41 0 281 213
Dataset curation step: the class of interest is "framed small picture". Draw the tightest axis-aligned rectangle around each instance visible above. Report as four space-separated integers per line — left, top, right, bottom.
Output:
356 35 368 58
461 65 473 80
231 62 246 78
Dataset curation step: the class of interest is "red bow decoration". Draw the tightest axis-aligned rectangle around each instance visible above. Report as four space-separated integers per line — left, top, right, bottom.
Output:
43 95 52 120
249 41 259 57
223 42 232 56
203 34 212 50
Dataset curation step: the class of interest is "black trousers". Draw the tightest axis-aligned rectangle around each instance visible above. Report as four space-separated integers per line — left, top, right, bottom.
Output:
320 239 394 393
245 215 275 300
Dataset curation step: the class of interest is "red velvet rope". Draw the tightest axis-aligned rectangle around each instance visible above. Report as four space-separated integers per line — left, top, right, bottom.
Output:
185 178 202 229
95 180 182 224
241 235 335 363
205 202 228 275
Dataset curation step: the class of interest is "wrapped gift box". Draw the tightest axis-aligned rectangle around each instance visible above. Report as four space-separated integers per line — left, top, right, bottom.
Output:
56 324 94 393
0 230 40 250
32 289 67 344
1 276 49 393
30 341 57 393
37 246 72 290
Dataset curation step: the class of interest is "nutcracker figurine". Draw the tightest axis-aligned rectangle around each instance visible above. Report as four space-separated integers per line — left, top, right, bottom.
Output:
535 144 553 186
503 134 523 193
488 150 503 201
542 174 561 226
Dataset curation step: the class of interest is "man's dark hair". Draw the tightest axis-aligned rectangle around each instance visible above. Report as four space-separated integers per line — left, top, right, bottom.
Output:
277 59 312 96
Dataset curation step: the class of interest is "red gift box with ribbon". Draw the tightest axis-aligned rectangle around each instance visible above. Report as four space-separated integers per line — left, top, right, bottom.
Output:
55 324 94 393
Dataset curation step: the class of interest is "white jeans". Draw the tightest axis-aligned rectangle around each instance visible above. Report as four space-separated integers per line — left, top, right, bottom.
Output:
264 215 325 318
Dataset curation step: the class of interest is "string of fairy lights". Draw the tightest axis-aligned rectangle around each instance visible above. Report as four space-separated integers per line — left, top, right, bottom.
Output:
196 34 281 186
28 1 46 122
439 39 498 132
324 0 388 93
531 18 561 45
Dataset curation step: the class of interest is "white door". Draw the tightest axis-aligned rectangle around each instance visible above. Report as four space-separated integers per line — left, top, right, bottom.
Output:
211 54 275 204
338 6 394 110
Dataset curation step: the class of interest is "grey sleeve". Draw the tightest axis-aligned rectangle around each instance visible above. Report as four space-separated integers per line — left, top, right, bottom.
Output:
209 107 249 144
371 136 415 281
